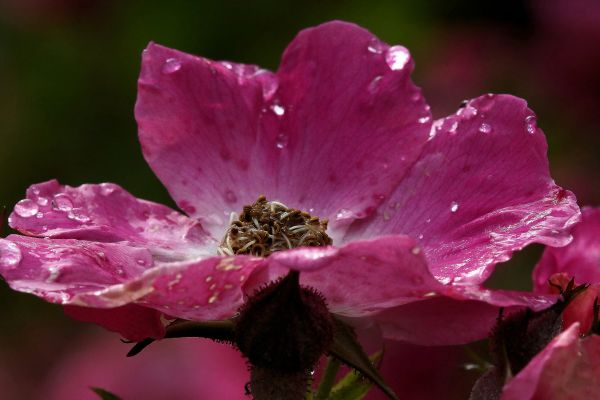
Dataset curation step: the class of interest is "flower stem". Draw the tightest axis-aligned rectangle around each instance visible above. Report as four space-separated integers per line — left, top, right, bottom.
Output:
314 356 341 400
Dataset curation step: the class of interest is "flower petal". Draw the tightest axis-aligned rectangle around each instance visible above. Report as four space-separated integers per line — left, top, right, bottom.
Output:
0 235 264 321
374 286 555 345
9 180 214 260
0 235 153 305
253 235 445 317
135 21 430 238
63 304 165 341
501 323 600 399
347 94 580 285
138 256 264 320
533 206 600 290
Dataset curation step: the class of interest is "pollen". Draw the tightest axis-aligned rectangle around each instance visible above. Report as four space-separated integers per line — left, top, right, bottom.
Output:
217 195 332 257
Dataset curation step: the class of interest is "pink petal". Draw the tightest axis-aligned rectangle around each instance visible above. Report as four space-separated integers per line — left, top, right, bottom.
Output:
374 286 555 345
64 304 165 341
254 235 444 317
347 94 580 285
9 180 214 260
138 256 264 320
533 206 600 290
501 323 600 399
0 235 153 305
135 21 430 238
0 235 264 321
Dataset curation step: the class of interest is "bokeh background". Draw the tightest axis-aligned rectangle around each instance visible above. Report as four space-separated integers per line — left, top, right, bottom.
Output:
0 0 598 399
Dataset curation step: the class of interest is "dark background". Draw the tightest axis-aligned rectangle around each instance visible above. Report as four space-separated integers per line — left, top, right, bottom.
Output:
0 0 598 398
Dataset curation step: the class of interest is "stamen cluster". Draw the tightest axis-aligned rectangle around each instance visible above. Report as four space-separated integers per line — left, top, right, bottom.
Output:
218 196 332 257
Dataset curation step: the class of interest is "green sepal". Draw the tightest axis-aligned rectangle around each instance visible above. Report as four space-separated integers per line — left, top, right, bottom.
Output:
91 387 122 400
327 352 382 400
329 318 398 400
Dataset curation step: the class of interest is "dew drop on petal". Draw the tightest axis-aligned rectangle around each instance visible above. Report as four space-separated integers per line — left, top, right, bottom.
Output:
67 210 90 222
478 123 492 134
525 115 537 134
368 76 383 94
53 194 73 211
0 241 21 269
386 45 410 71
36 197 49 206
418 115 431 124
270 104 285 116
411 246 421 255
367 38 385 54
14 199 39 218
335 208 353 220
275 133 288 149
36 212 44 219
450 201 459 213
162 58 182 74
448 121 459 134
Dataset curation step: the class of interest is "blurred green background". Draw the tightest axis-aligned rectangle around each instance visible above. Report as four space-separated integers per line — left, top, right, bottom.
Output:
0 0 598 398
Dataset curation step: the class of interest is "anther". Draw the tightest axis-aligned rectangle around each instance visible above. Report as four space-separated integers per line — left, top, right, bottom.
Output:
218 196 332 257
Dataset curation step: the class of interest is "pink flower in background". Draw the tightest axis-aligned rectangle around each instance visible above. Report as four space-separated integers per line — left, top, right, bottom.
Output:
534 207 600 333
0 21 580 344
40 332 249 400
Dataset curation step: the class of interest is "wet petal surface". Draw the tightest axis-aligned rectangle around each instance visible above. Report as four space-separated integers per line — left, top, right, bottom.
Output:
347 94 580 285
135 21 430 239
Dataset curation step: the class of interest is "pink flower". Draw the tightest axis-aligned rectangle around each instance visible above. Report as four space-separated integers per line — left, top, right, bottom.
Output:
0 21 580 344
40 331 249 400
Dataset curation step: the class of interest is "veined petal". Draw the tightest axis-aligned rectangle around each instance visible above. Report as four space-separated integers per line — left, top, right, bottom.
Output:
347 94 580 285
9 180 214 261
0 235 264 321
135 21 430 239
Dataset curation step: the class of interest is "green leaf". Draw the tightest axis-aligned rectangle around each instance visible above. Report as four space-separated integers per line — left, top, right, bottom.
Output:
91 387 122 400
329 318 398 400
327 352 382 400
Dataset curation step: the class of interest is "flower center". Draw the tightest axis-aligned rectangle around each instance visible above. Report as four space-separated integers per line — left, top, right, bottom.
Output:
218 195 332 257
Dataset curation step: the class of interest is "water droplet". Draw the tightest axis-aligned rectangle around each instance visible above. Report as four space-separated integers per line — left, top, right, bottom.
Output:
53 194 73 211
386 45 410 70
418 234 424 240
368 75 383 94
271 104 285 116
97 251 106 260
275 133 288 149
448 121 459 134
0 241 21 269
136 259 146 266
418 115 431 124
367 38 385 54
411 246 421 255
67 210 90 222
14 199 39 218
221 61 233 70
35 212 44 219
525 115 537 134
100 183 115 196
224 190 237 204
478 123 492 134
162 58 182 74
36 197 49 206
335 208 353 220
46 265 63 283
450 201 459 213
208 293 219 304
